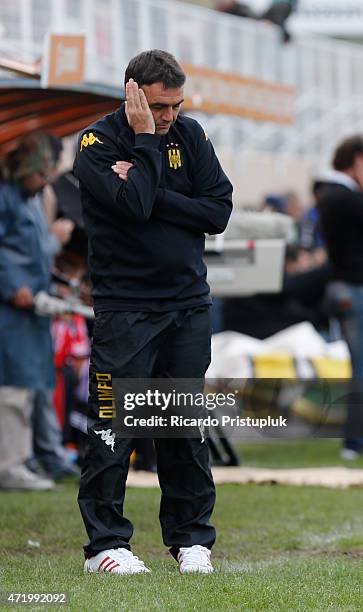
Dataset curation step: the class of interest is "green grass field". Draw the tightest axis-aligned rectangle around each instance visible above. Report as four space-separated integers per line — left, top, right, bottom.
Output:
1 440 362 611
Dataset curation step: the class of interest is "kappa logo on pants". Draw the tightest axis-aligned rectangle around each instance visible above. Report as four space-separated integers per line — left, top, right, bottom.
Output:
94 429 116 452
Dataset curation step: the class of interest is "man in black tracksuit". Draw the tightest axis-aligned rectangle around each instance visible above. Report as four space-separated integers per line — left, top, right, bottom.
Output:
75 50 233 575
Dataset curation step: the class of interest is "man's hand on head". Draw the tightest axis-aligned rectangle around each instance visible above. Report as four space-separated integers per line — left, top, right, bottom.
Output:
111 161 134 181
125 79 155 135
11 286 34 309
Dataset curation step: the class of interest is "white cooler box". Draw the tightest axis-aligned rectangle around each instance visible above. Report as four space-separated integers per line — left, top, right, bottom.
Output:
204 211 293 296
204 238 286 296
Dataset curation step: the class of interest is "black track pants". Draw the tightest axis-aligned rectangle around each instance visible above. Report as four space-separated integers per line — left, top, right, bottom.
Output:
78 306 216 559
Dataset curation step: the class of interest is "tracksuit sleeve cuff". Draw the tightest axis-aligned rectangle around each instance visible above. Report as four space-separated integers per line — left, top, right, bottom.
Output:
134 133 161 148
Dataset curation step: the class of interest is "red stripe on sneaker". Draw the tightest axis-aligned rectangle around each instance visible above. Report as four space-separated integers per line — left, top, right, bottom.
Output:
98 556 111 571
106 562 120 572
104 559 117 571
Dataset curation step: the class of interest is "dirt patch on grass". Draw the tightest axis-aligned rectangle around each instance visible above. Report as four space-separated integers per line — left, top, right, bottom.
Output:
127 466 363 489
318 549 363 559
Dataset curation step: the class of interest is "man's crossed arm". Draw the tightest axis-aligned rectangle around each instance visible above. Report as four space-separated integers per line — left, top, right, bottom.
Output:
111 149 233 236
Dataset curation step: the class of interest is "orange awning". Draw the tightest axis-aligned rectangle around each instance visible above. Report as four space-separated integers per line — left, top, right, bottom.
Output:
0 76 122 156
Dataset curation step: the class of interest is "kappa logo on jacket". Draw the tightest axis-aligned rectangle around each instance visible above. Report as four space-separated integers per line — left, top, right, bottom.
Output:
80 132 104 151
166 143 182 170
94 428 115 452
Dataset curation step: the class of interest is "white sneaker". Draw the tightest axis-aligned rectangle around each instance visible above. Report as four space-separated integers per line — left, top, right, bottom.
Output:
0 464 55 491
177 545 213 574
84 548 150 575
341 447 360 460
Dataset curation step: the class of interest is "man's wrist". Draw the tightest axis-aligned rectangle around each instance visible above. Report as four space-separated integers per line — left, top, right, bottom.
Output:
134 130 155 135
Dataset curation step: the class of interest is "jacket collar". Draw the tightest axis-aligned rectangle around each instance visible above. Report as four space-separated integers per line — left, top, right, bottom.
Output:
114 103 128 127
323 170 359 192
114 103 135 147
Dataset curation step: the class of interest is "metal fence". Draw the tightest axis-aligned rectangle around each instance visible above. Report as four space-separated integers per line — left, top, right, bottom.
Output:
1 0 363 157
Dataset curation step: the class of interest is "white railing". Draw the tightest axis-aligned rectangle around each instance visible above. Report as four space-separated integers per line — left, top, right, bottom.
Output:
292 0 363 37
1 0 363 158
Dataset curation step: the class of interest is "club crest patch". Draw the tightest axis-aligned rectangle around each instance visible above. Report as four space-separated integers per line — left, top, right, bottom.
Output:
167 143 182 170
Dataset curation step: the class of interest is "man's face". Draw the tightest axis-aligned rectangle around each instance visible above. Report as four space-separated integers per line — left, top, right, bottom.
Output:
141 82 184 135
351 155 363 190
21 169 49 196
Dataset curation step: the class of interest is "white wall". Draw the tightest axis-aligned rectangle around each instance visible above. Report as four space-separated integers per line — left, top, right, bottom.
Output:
217 148 316 208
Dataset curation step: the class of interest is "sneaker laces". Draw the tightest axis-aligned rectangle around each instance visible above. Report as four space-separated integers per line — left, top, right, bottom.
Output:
114 548 147 570
178 545 211 566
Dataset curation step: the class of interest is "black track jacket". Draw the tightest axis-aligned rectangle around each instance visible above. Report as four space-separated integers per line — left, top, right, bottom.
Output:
74 105 233 312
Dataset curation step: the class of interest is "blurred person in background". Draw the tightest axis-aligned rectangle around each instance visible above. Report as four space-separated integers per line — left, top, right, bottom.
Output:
285 190 305 244
223 243 331 339
299 179 328 268
262 194 286 214
284 190 304 224
318 135 363 459
51 254 90 448
215 0 257 18
216 0 298 42
261 0 298 42
28 135 80 482
0 133 74 490
41 134 64 224
262 191 304 243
